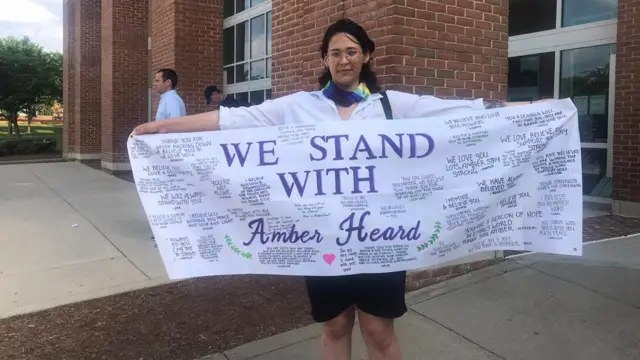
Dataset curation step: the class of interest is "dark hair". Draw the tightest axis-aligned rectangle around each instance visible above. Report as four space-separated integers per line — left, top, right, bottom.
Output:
157 68 178 89
204 85 221 104
204 85 221 98
318 18 380 93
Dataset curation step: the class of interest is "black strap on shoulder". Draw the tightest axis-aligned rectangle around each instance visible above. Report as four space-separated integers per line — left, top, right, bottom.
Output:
380 91 393 120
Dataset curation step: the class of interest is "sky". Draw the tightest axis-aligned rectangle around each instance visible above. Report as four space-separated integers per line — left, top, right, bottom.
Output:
0 0 63 52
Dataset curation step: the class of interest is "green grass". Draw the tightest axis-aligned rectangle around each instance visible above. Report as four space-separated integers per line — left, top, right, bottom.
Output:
0 121 63 152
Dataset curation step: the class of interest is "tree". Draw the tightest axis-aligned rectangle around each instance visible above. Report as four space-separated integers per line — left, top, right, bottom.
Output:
0 36 62 137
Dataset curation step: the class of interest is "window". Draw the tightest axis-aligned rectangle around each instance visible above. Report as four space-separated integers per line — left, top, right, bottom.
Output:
225 0 264 17
507 52 555 102
559 44 616 198
509 0 556 36
228 89 272 105
223 1 272 104
563 0 617 27
560 44 615 144
509 0 618 37
581 148 610 198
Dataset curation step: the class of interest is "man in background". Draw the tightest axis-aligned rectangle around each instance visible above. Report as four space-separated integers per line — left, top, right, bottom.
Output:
204 85 250 108
149 68 186 245
154 68 186 121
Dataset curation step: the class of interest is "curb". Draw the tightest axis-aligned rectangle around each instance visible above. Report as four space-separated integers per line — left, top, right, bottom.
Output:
195 354 228 360
0 158 67 165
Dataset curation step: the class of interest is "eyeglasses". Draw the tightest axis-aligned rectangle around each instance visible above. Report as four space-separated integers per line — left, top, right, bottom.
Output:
326 49 362 61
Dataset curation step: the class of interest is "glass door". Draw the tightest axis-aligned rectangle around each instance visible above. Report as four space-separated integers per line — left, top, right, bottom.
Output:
559 44 615 201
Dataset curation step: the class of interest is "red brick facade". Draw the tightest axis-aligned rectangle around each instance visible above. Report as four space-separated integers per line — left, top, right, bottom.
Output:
614 0 640 213
101 0 149 168
64 0 506 168
63 0 101 159
74 0 102 158
272 0 507 100
62 0 75 156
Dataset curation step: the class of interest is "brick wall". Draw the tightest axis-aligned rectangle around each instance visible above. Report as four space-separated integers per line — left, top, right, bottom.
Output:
151 0 223 117
613 0 640 205
150 0 176 119
406 258 502 291
271 0 344 96
272 0 508 101
73 0 101 157
172 0 224 115
62 0 76 155
101 0 149 168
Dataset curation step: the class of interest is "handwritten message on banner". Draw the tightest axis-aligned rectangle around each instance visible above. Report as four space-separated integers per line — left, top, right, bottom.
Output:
128 99 583 279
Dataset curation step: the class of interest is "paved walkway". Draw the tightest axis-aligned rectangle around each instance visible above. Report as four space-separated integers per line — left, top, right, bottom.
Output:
0 162 169 318
201 236 640 360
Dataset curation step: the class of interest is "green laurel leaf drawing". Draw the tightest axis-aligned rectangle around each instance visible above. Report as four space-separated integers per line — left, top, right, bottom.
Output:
225 234 253 260
417 221 442 252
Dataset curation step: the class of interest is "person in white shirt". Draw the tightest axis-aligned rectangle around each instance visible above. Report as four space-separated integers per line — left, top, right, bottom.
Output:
154 68 186 121
134 18 543 360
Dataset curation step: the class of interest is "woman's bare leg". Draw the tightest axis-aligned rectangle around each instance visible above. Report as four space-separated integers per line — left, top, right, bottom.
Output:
321 306 356 360
357 310 401 360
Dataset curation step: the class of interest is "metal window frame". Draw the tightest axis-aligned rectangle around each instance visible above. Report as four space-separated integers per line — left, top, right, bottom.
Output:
223 1 272 98
508 1 618 203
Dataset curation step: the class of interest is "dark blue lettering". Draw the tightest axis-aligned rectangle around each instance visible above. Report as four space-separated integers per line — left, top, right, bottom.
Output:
245 218 264 246
309 136 327 161
349 135 376 160
277 171 311 198
313 169 326 196
257 140 279 166
408 134 435 159
325 167 350 195
351 165 377 194
379 134 404 159
246 217 324 245
336 212 363 246
326 135 349 160
336 211 422 246
220 142 253 167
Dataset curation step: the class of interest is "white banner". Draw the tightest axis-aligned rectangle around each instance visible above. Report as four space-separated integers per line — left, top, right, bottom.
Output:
128 99 583 279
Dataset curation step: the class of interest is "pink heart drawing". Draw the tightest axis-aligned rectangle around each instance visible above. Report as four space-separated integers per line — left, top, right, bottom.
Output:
322 253 336 265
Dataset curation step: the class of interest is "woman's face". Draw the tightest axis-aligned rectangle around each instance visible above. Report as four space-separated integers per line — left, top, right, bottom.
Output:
324 33 370 91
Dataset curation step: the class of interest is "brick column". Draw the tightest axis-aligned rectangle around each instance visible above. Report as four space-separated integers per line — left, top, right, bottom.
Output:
272 0 507 101
62 0 76 157
150 0 224 117
101 0 149 171
613 0 640 215
72 0 101 159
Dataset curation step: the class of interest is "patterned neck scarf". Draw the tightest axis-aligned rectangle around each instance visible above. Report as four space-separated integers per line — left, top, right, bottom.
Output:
322 81 371 107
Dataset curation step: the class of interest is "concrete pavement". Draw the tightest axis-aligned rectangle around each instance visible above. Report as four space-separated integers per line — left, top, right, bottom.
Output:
0 162 170 318
201 236 640 360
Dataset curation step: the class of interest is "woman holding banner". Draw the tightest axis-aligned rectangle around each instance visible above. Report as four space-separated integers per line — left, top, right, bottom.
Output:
133 18 542 360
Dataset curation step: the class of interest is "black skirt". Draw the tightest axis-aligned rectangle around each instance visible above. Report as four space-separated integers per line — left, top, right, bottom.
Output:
304 271 408 323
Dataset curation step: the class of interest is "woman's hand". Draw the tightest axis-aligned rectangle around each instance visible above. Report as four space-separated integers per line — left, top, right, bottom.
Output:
132 121 165 136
